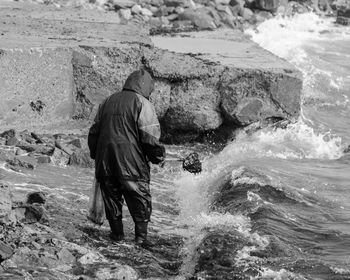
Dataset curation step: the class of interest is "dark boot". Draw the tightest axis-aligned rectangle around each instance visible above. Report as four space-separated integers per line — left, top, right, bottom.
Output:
135 222 152 247
109 219 124 242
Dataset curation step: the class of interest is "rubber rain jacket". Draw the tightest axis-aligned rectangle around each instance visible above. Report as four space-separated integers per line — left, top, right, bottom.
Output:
88 70 165 182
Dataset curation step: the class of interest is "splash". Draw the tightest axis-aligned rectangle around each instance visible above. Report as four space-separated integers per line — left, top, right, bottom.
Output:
209 119 343 169
246 13 350 60
255 268 307 280
246 13 350 109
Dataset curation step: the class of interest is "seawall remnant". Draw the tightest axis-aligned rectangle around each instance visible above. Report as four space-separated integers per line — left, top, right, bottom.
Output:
0 1 302 143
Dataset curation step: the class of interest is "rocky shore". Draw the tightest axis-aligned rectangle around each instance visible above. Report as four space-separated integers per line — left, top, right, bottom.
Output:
26 0 350 31
2 0 348 279
0 129 184 279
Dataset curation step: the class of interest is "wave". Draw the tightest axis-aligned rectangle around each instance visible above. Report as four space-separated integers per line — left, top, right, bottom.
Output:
246 13 350 111
212 119 343 164
246 13 350 60
176 161 350 278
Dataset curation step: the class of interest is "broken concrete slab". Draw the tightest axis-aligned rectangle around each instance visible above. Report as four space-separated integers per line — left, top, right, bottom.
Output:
0 2 302 142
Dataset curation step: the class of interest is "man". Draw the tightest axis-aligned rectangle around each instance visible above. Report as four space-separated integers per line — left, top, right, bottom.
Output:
88 69 165 246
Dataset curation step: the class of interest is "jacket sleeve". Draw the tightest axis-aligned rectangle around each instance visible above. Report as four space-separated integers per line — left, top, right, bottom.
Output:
88 103 104 160
137 97 165 164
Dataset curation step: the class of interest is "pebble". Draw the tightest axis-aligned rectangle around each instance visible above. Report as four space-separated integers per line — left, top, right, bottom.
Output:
131 4 142 14
118 8 132 20
78 252 107 265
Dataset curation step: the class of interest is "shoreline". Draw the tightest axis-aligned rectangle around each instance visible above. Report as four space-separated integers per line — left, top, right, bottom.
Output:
0 1 350 279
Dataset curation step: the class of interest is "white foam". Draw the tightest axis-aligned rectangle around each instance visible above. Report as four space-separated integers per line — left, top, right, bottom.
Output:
254 267 307 280
246 13 350 60
0 162 26 176
208 119 343 166
246 13 350 109
331 266 350 275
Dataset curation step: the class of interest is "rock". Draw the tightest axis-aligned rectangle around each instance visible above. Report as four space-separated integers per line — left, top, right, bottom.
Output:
7 155 38 170
52 239 90 255
27 192 46 205
167 13 179 21
166 6 176 13
255 0 281 11
110 0 136 10
221 13 238 28
215 0 231 4
240 7 254 20
192 231 248 279
0 129 16 140
51 148 70 166
164 0 190 7
178 8 216 29
154 5 169 16
149 81 171 118
0 241 13 261
0 148 16 162
1 258 17 270
68 150 94 168
208 7 223 25
175 6 185 13
148 17 163 26
36 155 52 164
229 4 244 16
255 10 273 22
16 148 27 156
149 5 159 13
67 139 82 149
131 4 142 14
16 204 49 224
141 7 153 16
5 136 20 146
118 8 133 20
0 185 12 225
55 140 73 156
95 264 138 280
151 0 164 6
337 7 350 25
160 16 171 25
284 1 309 16
57 248 76 264
229 0 245 7
344 145 350 153
16 142 54 155
216 4 234 16
78 252 107 265
219 69 301 126
161 79 223 132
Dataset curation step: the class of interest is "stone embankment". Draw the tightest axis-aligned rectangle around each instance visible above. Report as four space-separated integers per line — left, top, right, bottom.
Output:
0 1 302 143
28 0 345 31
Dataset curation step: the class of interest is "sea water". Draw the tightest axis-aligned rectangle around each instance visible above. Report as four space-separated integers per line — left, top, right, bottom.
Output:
1 13 350 280
162 13 350 279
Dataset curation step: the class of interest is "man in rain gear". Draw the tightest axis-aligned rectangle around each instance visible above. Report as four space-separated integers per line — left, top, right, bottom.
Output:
88 69 165 246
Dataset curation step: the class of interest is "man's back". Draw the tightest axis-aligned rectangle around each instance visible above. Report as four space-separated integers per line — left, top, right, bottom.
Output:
88 70 165 182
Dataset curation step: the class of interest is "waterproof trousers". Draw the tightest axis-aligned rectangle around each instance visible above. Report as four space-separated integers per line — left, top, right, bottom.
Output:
99 177 152 238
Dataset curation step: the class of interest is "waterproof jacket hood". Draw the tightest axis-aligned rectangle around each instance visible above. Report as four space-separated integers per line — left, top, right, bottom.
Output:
88 70 165 182
123 69 154 99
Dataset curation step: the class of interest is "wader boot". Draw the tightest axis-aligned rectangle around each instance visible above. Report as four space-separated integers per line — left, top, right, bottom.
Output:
109 219 124 242
135 222 152 247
